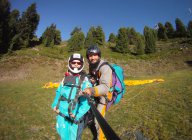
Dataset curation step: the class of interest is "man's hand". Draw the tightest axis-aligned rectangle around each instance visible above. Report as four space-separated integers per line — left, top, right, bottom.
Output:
83 88 92 95
90 77 96 85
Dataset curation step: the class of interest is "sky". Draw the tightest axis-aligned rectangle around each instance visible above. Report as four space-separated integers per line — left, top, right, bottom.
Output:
10 0 192 41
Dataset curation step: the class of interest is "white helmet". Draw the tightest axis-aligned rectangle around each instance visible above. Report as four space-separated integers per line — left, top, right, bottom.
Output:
68 53 84 74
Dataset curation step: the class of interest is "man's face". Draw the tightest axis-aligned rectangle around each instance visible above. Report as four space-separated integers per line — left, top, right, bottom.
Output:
88 53 100 64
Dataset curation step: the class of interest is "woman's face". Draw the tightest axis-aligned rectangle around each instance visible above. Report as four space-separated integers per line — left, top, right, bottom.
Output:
70 60 82 68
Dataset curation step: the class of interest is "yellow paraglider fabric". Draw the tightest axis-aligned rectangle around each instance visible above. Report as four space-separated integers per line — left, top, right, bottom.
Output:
124 79 164 86
42 82 60 88
42 79 164 89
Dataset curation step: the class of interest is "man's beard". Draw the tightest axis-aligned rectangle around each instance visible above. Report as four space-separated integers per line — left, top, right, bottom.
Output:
89 59 100 74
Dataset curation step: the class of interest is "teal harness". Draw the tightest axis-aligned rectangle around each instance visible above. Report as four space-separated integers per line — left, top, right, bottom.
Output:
56 75 86 124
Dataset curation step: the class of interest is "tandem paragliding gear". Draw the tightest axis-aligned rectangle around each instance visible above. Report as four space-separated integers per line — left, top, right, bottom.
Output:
82 94 121 140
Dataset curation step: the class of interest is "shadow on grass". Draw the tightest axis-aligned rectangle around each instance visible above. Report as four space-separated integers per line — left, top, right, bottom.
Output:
109 46 117 52
185 61 192 67
109 47 137 55
121 130 149 140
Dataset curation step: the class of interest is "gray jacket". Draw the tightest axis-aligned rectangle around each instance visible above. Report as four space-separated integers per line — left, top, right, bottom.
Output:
91 60 112 97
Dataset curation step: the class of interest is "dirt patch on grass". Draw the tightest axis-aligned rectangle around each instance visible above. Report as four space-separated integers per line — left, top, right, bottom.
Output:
0 63 32 81
122 48 192 77
0 55 67 82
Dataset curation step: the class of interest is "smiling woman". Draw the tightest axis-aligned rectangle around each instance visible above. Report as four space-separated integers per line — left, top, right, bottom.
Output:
51 53 92 140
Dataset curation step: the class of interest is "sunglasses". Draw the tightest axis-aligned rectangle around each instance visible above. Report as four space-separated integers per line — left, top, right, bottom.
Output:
71 61 82 65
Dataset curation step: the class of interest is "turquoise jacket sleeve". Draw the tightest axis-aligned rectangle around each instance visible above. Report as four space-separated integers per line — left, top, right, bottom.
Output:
51 83 62 109
75 78 92 120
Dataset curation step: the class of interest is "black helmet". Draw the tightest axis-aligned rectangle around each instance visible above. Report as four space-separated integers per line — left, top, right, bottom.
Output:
86 45 101 59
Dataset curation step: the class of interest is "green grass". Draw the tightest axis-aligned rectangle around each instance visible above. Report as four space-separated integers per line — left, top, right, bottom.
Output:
84 69 192 140
1 69 191 140
113 69 192 140
0 39 192 139
0 80 56 139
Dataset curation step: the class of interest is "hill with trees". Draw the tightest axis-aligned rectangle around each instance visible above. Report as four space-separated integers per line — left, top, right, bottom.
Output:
1 0 192 56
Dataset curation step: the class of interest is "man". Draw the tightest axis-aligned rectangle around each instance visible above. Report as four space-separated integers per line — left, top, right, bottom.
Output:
83 45 113 140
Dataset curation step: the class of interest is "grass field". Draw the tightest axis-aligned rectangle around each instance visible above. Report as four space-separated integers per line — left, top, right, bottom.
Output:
0 39 192 140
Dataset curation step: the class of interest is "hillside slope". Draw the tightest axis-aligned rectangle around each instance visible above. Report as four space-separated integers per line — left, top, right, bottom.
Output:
0 39 191 81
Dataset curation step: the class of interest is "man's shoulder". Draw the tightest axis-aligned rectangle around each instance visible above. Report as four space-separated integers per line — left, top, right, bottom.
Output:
98 60 112 72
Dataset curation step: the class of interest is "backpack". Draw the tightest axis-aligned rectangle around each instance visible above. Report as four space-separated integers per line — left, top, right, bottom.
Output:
97 62 125 110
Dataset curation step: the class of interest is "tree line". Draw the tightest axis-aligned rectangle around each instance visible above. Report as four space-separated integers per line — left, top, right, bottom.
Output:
1 0 192 55
0 0 40 53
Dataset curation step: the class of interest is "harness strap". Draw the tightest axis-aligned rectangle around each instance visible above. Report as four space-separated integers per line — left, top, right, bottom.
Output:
68 74 85 114
60 96 71 102
58 112 71 121
56 96 63 110
56 85 76 110
58 112 84 124
63 83 80 88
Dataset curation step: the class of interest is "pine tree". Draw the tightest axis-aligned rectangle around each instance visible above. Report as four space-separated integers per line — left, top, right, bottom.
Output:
95 26 105 46
0 0 10 54
144 26 156 54
68 28 85 52
8 9 21 51
115 27 129 53
18 3 40 48
108 33 116 43
84 26 105 48
70 27 81 36
41 24 61 47
54 30 61 45
165 21 175 38
41 26 53 47
175 18 187 37
157 22 168 40
187 20 192 38
135 33 145 55
127 27 137 45
84 27 97 48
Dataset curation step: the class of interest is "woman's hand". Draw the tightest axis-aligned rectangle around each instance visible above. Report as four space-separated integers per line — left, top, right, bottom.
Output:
53 106 60 114
69 113 75 118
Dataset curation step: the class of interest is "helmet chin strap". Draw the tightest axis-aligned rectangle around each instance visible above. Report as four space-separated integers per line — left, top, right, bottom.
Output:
68 66 84 74
73 68 78 73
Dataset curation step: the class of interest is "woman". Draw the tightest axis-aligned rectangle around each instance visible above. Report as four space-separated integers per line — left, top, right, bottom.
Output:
52 53 92 140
